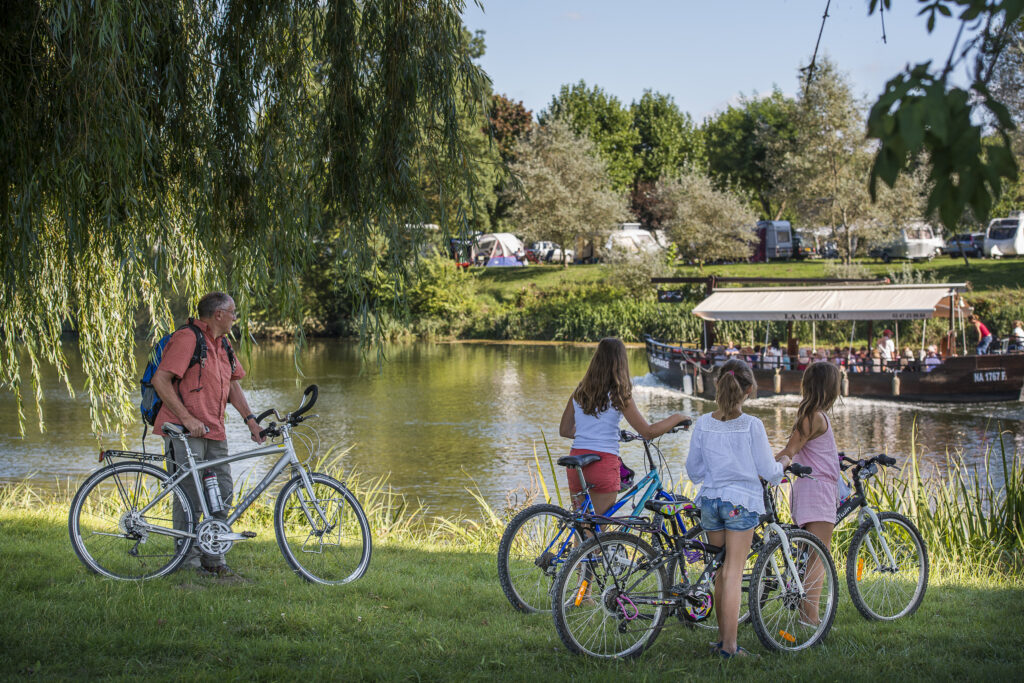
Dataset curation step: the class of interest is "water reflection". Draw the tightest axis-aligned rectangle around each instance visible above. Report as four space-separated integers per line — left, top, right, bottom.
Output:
0 341 1019 517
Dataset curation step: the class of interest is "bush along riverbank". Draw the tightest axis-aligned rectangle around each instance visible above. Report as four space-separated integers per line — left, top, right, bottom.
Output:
307 256 1024 346
1 436 1022 678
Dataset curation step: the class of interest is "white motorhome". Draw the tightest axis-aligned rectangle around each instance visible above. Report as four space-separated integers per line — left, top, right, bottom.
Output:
754 220 793 261
984 213 1024 257
605 228 662 256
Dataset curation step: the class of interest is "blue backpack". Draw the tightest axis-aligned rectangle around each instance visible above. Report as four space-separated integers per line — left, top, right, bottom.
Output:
139 321 236 427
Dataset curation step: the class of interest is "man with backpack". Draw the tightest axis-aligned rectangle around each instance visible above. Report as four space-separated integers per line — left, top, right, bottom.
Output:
150 292 264 578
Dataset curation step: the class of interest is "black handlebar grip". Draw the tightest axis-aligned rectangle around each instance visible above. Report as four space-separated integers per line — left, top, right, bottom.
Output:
254 409 275 425
291 385 318 419
788 463 813 477
877 454 896 466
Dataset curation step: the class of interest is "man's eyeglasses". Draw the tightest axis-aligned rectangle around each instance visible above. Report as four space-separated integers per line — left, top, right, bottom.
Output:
218 307 239 321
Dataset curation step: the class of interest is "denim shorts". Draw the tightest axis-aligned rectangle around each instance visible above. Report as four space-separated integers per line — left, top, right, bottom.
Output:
699 497 759 532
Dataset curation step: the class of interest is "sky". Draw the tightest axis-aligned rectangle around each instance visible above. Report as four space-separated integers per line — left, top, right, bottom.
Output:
462 0 974 121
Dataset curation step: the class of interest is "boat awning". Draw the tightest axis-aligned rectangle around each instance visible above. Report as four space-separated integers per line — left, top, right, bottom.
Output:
691 284 971 322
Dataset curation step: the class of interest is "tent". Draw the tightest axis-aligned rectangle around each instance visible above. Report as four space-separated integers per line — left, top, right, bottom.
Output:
691 284 972 322
475 232 524 267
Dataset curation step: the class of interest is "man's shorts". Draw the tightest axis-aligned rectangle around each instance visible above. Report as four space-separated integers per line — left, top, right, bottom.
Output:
699 497 759 532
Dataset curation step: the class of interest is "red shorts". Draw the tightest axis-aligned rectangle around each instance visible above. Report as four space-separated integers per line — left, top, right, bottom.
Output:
565 448 621 497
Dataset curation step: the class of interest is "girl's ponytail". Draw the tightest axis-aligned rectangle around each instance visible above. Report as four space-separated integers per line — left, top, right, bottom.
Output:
715 358 755 415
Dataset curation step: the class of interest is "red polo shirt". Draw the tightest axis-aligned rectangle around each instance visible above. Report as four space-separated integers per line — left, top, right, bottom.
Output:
154 319 245 440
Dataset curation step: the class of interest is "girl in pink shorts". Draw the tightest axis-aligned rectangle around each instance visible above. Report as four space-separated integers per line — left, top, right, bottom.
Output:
776 361 842 626
558 338 688 515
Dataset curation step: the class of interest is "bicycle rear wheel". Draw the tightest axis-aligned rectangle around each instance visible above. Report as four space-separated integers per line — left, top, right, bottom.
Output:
666 525 758 629
274 472 371 585
68 462 193 580
552 531 668 659
497 503 576 613
846 511 928 620
748 528 837 652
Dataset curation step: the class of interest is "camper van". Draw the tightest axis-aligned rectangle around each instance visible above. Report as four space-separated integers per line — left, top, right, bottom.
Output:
984 214 1024 257
753 220 793 261
870 222 944 262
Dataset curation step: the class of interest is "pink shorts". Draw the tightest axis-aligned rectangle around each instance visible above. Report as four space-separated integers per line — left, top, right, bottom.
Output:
791 477 839 527
565 448 621 496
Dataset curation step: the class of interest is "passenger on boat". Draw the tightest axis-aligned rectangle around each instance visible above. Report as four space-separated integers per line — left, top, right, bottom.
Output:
923 345 942 372
797 348 810 370
901 347 916 369
880 329 896 363
712 345 727 366
870 348 883 372
724 341 740 358
969 314 993 355
1011 320 1024 352
750 345 763 368
766 339 783 369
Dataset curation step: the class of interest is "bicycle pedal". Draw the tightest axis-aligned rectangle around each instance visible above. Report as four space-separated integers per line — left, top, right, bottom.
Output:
240 531 257 538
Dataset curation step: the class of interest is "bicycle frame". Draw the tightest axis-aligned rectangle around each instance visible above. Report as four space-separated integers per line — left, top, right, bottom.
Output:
836 463 899 569
133 425 330 540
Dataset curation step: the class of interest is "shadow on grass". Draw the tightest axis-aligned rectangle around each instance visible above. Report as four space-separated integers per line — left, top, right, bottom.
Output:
1 513 1022 680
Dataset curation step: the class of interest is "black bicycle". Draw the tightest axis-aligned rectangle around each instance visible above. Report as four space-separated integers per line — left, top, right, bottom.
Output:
551 464 838 658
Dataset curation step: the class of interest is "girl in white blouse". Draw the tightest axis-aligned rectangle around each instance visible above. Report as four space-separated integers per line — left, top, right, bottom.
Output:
685 358 790 658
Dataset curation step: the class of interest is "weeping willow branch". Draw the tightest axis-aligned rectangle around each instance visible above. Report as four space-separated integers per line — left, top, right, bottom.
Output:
0 0 491 434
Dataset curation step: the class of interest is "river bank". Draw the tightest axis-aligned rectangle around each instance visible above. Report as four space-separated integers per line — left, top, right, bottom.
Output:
1 473 1021 679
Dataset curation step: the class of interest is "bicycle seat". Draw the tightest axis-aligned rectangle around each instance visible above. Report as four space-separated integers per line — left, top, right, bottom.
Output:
557 454 601 468
161 424 186 436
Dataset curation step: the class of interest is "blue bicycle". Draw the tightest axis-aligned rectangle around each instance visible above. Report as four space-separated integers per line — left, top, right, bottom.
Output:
497 423 696 613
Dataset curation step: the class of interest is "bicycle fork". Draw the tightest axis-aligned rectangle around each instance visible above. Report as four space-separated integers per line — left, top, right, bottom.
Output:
858 507 898 571
764 524 809 596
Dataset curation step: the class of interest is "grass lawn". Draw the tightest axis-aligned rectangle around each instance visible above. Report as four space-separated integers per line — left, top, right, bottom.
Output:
474 258 1024 302
3 504 1022 680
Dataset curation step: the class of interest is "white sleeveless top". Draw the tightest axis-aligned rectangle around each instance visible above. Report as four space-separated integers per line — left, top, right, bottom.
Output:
571 399 621 455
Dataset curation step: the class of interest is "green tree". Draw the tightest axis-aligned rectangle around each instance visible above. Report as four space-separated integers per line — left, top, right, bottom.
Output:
703 90 798 220
539 81 641 194
507 120 628 266
630 90 706 184
783 59 880 263
488 93 534 227
654 170 757 266
865 1 1021 230
0 0 491 433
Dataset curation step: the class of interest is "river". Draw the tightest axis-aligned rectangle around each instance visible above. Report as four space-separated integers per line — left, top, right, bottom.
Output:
1 341 1020 518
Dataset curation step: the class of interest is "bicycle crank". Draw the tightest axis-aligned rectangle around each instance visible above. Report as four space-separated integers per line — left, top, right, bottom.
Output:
195 520 256 555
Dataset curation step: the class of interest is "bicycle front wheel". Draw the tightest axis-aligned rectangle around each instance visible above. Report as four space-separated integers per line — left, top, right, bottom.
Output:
68 462 194 580
846 511 928 620
552 531 668 659
497 503 576 613
274 472 371 585
748 528 838 652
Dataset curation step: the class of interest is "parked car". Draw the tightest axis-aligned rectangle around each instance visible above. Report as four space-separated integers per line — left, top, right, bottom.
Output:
792 231 815 259
528 240 574 263
942 232 985 258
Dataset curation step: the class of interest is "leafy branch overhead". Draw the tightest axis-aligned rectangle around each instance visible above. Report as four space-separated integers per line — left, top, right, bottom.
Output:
865 0 1022 228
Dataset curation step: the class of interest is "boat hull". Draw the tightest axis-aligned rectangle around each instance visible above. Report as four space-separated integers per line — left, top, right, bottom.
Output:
645 337 1024 403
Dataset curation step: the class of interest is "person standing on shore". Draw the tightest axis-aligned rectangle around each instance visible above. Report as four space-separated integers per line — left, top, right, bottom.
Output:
151 292 265 578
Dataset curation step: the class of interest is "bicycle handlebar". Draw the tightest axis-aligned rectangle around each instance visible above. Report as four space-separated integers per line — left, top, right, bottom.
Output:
256 384 320 438
786 463 813 477
619 418 691 443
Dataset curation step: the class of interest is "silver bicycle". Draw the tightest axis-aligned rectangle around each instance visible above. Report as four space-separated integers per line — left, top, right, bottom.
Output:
68 385 371 584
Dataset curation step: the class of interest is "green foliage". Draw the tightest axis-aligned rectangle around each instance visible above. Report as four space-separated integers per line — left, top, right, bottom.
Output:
507 119 628 263
539 80 641 194
603 251 673 298
653 170 757 265
823 260 872 280
408 253 480 321
0 1 491 433
703 89 798 219
865 1 1023 230
630 90 706 183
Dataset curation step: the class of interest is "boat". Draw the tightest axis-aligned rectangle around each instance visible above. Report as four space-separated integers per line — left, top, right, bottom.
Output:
646 282 1024 403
